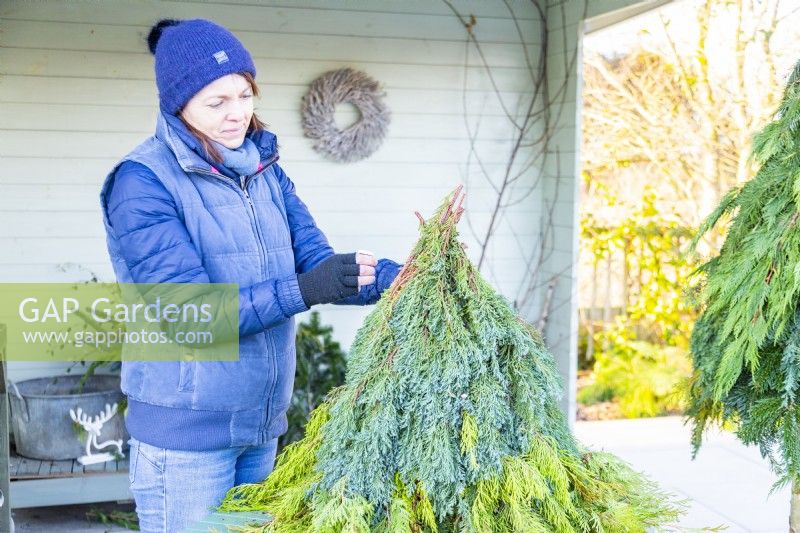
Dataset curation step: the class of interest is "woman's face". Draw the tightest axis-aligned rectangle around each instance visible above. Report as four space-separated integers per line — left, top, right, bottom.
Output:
180 73 254 149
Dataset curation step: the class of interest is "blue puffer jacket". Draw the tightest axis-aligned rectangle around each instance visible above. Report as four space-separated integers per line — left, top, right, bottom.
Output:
99 111 400 450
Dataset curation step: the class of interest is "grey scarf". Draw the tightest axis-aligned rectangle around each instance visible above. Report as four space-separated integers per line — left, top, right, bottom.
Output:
212 137 261 177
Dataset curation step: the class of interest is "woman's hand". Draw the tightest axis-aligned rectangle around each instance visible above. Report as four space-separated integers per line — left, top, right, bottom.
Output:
297 251 377 307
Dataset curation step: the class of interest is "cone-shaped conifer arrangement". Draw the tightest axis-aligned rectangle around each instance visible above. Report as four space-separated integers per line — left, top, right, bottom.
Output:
688 60 800 490
220 188 681 532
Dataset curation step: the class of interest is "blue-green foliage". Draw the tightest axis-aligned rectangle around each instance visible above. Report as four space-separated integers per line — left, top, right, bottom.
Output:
220 190 681 532
689 59 800 488
315 200 570 519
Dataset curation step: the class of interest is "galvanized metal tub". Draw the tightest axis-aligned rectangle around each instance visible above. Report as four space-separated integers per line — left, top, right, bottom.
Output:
8 374 128 461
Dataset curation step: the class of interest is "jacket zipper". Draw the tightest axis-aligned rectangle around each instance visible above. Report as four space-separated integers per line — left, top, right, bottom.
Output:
247 154 281 440
239 153 280 281
188 155 279 280
189 156 282 440
239 173 269 281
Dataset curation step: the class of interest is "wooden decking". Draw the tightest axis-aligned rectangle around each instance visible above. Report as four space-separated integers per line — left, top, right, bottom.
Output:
11 446 129 479
9 445 131 508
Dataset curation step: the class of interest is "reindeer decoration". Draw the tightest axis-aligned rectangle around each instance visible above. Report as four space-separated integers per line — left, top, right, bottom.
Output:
69 403 124 465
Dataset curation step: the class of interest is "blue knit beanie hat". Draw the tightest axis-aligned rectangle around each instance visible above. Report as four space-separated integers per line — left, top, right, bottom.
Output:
147 19 256 114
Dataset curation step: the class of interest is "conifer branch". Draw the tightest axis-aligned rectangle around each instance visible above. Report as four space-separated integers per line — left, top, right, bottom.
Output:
218 189 682 531
689 54 800 525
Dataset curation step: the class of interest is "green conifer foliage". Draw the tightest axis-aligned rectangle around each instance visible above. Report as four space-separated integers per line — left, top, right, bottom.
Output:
220 188 681 532
688 60 800 489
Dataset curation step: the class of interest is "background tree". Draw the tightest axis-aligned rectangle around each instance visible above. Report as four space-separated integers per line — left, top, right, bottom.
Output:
688 57 800 531
281 312 347 450
578 188 697 418
578 0 799 418
583 0 794 230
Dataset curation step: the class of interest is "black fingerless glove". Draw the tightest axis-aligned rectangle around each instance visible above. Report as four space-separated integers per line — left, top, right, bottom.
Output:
297 253 360 307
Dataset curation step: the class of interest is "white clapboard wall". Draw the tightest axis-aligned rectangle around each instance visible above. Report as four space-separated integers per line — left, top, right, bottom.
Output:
0 0 658 417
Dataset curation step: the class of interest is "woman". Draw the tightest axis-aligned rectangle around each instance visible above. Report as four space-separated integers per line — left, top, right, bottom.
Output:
99 19 401 532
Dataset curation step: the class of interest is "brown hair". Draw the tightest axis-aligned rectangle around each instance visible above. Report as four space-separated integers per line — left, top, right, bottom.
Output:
179 71 267 164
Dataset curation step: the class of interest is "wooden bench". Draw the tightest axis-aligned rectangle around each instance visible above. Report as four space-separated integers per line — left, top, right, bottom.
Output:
0 325 131 512
9 445 131 508
0 325 260 531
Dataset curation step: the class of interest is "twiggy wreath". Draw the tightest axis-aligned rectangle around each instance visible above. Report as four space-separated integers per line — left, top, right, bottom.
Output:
301 68 390 163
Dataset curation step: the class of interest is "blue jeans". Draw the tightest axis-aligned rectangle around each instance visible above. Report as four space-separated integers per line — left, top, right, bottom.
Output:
128 436 278 533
